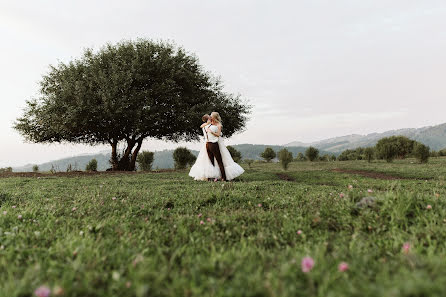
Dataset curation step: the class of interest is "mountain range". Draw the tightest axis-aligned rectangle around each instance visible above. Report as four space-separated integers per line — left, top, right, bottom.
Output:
285 123 446 153
12 123 446 171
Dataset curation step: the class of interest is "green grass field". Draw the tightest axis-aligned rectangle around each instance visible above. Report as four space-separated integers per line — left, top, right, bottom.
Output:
1 158 446 297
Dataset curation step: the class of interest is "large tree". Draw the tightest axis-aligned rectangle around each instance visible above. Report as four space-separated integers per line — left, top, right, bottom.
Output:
14 39 250 171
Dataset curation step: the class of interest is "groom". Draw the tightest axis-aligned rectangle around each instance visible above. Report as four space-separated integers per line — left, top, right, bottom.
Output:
205 114 227 181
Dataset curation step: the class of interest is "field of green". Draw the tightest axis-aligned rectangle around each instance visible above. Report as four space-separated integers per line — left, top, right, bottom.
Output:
1 158 446 297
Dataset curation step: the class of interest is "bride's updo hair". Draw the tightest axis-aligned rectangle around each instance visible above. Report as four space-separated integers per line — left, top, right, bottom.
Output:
211 112 222 125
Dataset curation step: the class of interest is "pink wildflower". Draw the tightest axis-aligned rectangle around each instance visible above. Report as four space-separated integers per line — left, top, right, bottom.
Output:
12 205 16 209
297 230 302 235
198 213 202 217
301 257 314 273
338 262 349 272
200 220 204 225
348 185 353 190
72 207 77 211
112 197 116 200
18 214 22 220
427 205 432 210
339 193 345 198
207 218 211 222
402 242 411 254
258 203 262 207
126 281 132 288
367 189 373 193
34 286 51 297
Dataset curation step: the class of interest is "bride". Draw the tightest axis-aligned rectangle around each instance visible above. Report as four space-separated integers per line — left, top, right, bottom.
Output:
189 112 244 181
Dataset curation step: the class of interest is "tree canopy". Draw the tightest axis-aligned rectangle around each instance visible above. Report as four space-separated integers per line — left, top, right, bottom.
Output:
14 39 250 170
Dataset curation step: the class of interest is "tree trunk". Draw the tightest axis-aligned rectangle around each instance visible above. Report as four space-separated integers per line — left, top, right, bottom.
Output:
108 137 144 171
129 139 143 171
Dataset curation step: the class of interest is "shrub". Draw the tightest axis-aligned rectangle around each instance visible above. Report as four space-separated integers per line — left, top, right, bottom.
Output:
278 148 293 170
364 147 375 163
244 159 254 168
0 167 12 173
86 159 98 171
413 142 430 163
66 164 73 172
227 146 242 163
330 155 337 161
295 152 306 161
173 147 196 169
32 165 39 172
305 146 319 162
376 138 399 162
260 147 276 162
137 151 155 171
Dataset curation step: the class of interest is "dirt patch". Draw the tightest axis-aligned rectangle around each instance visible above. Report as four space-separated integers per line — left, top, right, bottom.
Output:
276 173 295 181
332 169 405 180
0 169 179 179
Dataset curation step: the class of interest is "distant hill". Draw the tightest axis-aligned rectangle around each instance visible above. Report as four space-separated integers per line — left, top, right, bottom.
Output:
12 144 333 172
285 123 446 153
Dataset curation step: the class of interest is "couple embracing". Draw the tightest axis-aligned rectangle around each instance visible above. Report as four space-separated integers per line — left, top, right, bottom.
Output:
189 112 244 181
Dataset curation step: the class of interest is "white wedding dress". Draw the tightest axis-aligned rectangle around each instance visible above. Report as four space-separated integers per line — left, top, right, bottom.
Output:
189 126 244 181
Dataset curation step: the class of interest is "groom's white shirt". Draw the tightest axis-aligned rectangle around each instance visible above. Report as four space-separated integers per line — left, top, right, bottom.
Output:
206 125 219 143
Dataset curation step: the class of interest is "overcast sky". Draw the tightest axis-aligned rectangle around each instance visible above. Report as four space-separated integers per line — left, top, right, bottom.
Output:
1 0 446 167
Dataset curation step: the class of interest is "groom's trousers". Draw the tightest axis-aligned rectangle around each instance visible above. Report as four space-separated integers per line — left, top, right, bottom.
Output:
206 142 227 181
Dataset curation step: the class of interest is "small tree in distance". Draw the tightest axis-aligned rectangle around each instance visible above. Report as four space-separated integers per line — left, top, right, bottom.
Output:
413 142 430 163
227 146 242 163
173 147 196 169
261 147 276 162
137 151 155 171
364 147 375 163
86 159 98 171
305 146 319 162
32 165 39 172
278 148 293 170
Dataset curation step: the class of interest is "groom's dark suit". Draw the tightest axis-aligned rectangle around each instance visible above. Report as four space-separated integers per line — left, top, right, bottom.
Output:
205 124 227 181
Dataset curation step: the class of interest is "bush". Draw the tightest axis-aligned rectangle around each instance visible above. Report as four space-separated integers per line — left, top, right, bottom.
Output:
137 151 155 171
0 167 12 173
376 136 415 162
244 159 254 168
278 148 293 170
305 146 319 162
32 165 39 172
364 147 375 163
173 147 196 169
439 149 446 157
295 152 307 161
260 147 276 162
227 146 242 163
413 142 430 163
86 159 98 171
66 164 73 172
330 155 337 161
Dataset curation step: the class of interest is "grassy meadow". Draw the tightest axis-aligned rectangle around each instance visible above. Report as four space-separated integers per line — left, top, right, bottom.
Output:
1 158 446 296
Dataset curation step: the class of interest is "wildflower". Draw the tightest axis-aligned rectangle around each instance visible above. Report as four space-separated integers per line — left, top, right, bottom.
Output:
200 220 204 225
301 257 314 273
18 215 22 220
34 286 51 297
339 193 345 198
338 262 349 272
12 205 16 209
427 205 432 210
367 189 373 193
0 245 4 250
79 231 84 236
112 197 116 200
53 286 64 296
198 213 202 217
258 203 262 207
402 242 411 254
72 207 77 211
348 185 353 190
126 281 131 288
297 230 302 235
207 218 211 222
2 211 6 215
